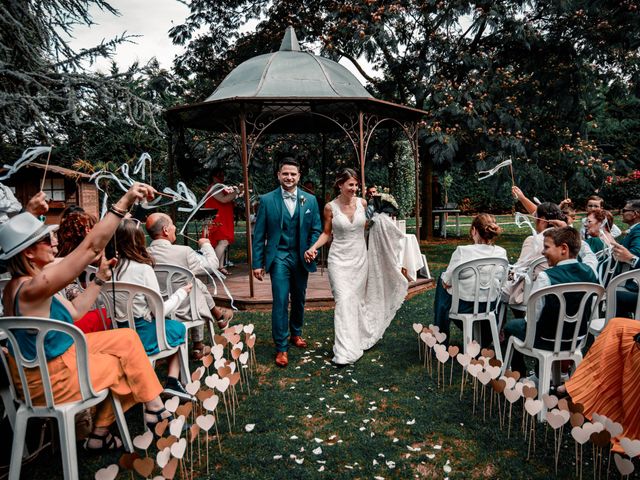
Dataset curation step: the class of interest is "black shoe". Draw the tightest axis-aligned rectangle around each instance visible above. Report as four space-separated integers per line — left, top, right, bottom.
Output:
163 377 194 402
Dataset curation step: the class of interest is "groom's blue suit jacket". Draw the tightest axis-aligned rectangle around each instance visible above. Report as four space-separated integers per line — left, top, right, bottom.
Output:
252 188 322 272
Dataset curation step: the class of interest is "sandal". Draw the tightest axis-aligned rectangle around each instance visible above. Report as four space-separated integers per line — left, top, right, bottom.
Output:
83 431 123 453
145 407 174 432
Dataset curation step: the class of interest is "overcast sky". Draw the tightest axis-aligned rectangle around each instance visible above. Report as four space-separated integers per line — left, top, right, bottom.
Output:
68 0 374 85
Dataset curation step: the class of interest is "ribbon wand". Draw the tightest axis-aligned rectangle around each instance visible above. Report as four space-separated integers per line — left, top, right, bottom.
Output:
39 146 53 191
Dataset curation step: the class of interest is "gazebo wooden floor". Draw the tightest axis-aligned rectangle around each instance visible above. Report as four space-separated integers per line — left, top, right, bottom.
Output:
208 264 434 311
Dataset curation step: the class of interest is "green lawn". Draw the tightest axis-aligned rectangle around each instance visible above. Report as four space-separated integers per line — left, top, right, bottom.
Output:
18 213 636 479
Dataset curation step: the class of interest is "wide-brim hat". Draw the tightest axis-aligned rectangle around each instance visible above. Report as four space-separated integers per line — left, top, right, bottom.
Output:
0 213 58 261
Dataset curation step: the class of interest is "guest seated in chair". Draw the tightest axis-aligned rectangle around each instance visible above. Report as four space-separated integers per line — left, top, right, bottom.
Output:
112 218 193 401
56 209 112 333
503 227 599 376
583 208 614 256
0 183 174 451
562 317 640 451
433 214 507 346
611 199 640 317
146 212 234 358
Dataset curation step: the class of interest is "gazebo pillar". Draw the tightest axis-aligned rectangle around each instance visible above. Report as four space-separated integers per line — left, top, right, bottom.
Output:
358 111 366 192
240 113 255 298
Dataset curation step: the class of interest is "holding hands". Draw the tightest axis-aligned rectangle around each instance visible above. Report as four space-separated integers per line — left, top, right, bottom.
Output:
304 248 317 263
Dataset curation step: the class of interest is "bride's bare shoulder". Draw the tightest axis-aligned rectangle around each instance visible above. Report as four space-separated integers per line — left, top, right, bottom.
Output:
359 198 367 207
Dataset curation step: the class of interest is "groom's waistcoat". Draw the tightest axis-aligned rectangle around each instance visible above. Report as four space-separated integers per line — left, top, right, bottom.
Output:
277 201 300 257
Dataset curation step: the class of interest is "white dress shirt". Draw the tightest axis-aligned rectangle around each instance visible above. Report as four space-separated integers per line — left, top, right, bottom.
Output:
281 187 298 217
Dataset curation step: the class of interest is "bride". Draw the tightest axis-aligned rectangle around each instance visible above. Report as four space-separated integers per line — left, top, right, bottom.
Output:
305 169 408 365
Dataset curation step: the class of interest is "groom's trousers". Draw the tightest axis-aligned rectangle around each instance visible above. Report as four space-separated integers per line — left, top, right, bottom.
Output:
270 252 309 352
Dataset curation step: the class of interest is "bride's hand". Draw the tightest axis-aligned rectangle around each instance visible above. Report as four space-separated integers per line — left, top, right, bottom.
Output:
304 248 317 263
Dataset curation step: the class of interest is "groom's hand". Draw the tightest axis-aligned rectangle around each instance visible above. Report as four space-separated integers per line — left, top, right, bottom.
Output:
253 268 265 281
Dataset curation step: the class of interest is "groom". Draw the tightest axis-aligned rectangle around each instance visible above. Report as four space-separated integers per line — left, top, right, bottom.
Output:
252 158 323 367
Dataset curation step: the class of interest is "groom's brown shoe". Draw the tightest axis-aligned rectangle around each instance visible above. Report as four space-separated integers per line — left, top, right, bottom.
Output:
275 351 289 367
290 336 308 349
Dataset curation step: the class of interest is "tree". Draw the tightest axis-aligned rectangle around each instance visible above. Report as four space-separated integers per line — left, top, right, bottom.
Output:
0 0 163 155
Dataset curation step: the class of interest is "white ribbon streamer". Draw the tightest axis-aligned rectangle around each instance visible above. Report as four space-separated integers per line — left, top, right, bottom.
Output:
514 212 537 236
0 146 52 181
478 159 512 181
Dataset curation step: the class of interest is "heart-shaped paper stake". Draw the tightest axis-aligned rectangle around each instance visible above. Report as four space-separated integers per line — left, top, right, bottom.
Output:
203 394 219 412
542 393 558 409
606 421 623 439
233 323 243 334
434 331 447 344
156 435 178 451
216 376 230 393
546 409 570 429
165 396 180 413
132 457 154 478
503 369 521 381
202 354 213 368
212 344 224 360
620 437 640 458
162 458 178 480
205 374 220 389
191 366 205 381
154 419 169 437
522 386 538 399
196 388 214 402
485 365 501 380
499 375 516 390
133 430 153 451
169 415 186 437
243 324 255 334
466 363 482 378
614 453 635 476
213 334 227 346
118 452 140 471
170 438 187 459
480 348 495 359
504 388 521 404
456 352 471 367
175 402 192 419
590 430 612 447
156 447 171 469
570 412 584 427
477 370 492 386
447 345 459 357
571 426 590 445
246 334 256 348
466 340 481 358
524 398 543 416
196 414 215 431
95 464 119 480
239 351 249 365
213 358 226 370
412 323 423 334
217 365 232 377
428 324 440 333
491 379 506 393
185 380 201 396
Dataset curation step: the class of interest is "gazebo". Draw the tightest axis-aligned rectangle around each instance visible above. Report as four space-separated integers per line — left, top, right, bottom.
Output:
165 27 428 298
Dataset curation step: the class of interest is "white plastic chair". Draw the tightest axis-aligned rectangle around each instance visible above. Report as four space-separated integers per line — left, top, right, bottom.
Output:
100 281 189 383
502 282 605 421
449 257 509 360
589 269 640 337
154 263 208 371
597 248 619 288
509 256 548 315
0 317 133 480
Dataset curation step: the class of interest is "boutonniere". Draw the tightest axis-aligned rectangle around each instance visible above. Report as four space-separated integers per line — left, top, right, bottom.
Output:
299 196 306 206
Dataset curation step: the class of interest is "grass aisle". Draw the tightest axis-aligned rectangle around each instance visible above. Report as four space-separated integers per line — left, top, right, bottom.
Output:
23 215 618 479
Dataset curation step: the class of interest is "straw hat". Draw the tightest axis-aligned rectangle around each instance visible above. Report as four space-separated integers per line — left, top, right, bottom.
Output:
0 213 58 260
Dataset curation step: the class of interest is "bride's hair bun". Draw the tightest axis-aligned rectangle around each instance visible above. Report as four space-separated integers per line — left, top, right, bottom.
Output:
471 213 502 242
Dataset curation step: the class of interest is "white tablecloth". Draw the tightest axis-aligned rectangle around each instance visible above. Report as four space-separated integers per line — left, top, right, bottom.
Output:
398 234 425 282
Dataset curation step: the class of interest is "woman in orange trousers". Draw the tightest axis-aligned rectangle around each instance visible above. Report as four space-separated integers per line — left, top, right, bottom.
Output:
566 317 640 450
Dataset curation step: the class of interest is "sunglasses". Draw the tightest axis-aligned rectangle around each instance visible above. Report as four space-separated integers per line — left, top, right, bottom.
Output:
38 232 56 245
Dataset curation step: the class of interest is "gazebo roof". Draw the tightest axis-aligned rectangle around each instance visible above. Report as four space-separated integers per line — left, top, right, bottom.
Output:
207 27 371 101
165 27 426 133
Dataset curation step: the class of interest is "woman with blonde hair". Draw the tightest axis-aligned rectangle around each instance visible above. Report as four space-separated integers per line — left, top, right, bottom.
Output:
0 183 174 451
433 213 508 345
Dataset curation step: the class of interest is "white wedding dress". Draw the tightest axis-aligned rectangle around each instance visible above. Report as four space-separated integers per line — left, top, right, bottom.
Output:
328 199 409 364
